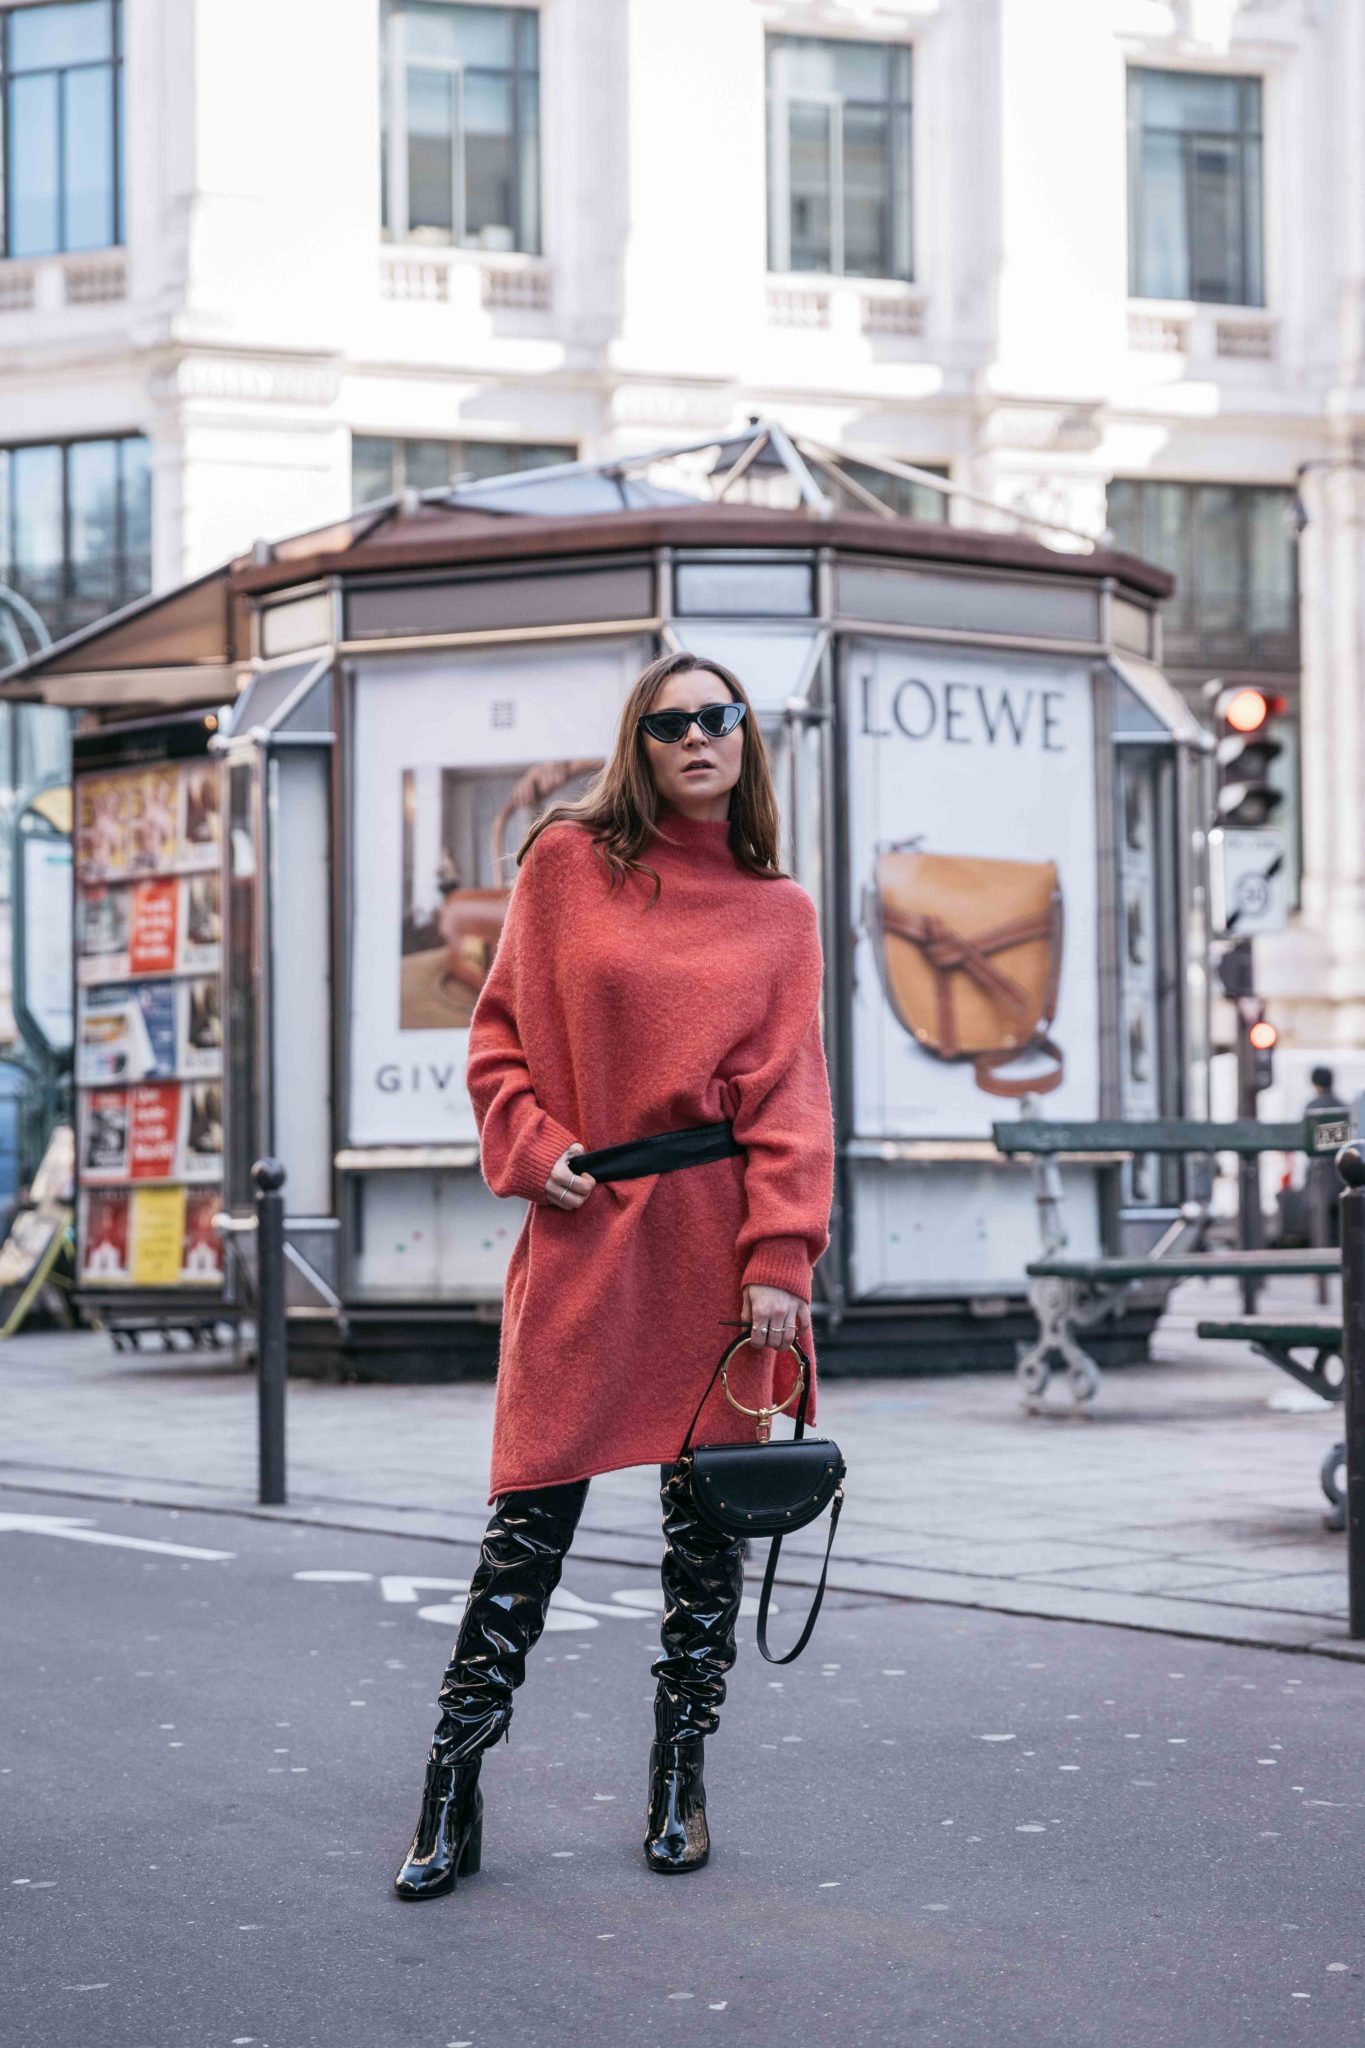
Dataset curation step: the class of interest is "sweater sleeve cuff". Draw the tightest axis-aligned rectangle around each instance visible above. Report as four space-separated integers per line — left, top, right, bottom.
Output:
511 1116 580 1204
740 1237 813 1303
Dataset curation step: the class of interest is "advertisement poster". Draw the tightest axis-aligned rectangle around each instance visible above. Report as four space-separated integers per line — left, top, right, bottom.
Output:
81 1089 130 1181
181 873 222 970
81 874 221 982
182 1082 224 1179
179 764 222 871
394 758 607 1032
179 976 223 1075
182 1190 224 1283
78 982 178 1084
840 639 1104 1297
124 766 179 873
845 639 1100 1140
347 638 649 1145
77 884 131 983
78 985 151 1084
76 775 130 878
79 1189 131 1281
128 1083 180 1181
128 878 179 974
79 1182 223 1286
76 761 223 882
129 1184 187 1287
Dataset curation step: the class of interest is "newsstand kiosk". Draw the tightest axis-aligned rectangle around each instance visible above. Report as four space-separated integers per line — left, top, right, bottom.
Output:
4 427 1209 1374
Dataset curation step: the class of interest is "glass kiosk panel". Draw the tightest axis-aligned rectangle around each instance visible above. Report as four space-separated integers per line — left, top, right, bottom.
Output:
268 751 333 1217
225 756 259 1209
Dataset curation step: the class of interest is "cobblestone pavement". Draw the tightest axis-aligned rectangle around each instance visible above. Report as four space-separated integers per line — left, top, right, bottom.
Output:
1 1279 1355 1657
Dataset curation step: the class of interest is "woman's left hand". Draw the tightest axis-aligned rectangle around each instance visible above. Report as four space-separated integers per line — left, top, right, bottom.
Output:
742 1283 811 1354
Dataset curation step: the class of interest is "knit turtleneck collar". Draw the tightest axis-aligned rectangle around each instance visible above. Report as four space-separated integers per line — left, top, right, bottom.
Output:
650 798 739 868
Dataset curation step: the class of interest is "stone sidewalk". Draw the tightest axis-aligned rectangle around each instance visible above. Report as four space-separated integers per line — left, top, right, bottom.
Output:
2 1279 1358 1659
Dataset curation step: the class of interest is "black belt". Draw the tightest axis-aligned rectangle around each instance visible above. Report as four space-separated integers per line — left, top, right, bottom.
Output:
573 1119 744 1184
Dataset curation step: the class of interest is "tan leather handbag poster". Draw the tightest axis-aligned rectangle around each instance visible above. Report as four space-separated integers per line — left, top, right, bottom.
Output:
863 844 1065 1098
848 640 1100 1138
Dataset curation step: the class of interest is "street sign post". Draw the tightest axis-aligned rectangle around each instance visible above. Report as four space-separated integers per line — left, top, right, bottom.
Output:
1210 826 1288 938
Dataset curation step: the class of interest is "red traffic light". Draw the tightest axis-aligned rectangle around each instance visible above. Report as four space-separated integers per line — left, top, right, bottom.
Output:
1248 1019 1277 1051
1222 688 1269 733
1215 687 1288 734
1212 685 1288 830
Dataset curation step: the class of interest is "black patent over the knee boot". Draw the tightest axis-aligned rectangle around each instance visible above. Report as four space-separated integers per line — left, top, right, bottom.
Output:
644 1460 745 1873
394 1479 588 1900
645 1733 709 1874
393 1758 484 1901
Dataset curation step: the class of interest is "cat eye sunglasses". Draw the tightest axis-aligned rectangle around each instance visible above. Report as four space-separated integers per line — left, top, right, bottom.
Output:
637 701 748 745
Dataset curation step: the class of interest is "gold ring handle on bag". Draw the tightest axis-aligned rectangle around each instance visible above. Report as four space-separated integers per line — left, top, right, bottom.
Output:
719 1331 807 1444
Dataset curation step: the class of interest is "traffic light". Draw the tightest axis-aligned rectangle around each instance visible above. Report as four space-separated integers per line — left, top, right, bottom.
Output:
1239 997 1277 1094
1210 685 1286 829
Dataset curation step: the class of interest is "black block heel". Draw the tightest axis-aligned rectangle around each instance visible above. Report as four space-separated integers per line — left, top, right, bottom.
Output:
458 1814 483 1875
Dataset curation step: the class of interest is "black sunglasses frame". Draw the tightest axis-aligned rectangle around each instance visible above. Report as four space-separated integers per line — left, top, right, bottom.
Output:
637 701 748 745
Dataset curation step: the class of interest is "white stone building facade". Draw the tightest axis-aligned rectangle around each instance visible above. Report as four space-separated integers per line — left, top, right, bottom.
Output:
1 0 1361 1051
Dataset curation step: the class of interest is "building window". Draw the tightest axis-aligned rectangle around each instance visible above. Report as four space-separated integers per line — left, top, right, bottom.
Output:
352 434 576 506
1127 68 1264 306
2 0 123 258
0 434 150 643
767 36 912 281
1107 480 1296 672
381 2 540 253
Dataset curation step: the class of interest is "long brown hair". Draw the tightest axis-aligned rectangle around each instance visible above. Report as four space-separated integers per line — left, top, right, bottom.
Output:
517 651 790 899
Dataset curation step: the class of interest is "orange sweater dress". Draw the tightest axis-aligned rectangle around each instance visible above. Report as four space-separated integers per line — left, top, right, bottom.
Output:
466 799 836 1500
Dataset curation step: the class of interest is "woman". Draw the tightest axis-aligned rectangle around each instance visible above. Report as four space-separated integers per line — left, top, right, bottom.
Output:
394 650 835 1898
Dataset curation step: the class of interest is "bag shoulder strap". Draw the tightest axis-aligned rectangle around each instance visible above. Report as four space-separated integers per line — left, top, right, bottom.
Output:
974 1033 1065 1099
756 1488 844 1665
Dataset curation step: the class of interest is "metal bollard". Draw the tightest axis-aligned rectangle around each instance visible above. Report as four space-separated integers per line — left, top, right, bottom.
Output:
253 1158 288 1507
1336 1142 1365 1637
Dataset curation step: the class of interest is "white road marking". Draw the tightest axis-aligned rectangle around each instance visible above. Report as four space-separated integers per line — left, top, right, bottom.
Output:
552 1587 658 1620
0 1513 232 1561
609 1585 770 1620
268 1569 781 1631
379 1575 469 1604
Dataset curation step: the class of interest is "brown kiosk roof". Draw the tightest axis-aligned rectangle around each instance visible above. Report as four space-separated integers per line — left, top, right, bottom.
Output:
240 497 1174 598
0 496 1172 709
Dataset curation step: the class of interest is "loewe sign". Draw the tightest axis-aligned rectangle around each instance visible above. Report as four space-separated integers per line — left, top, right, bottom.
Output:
858 670 1068 751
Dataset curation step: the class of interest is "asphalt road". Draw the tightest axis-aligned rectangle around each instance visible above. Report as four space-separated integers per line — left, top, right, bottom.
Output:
4 1484 1364 2048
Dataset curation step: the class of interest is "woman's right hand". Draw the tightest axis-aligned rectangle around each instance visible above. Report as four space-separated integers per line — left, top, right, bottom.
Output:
542 1143 597 1211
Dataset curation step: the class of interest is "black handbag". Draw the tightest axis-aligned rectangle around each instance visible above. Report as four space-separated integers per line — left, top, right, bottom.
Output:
675 1328 845 1665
